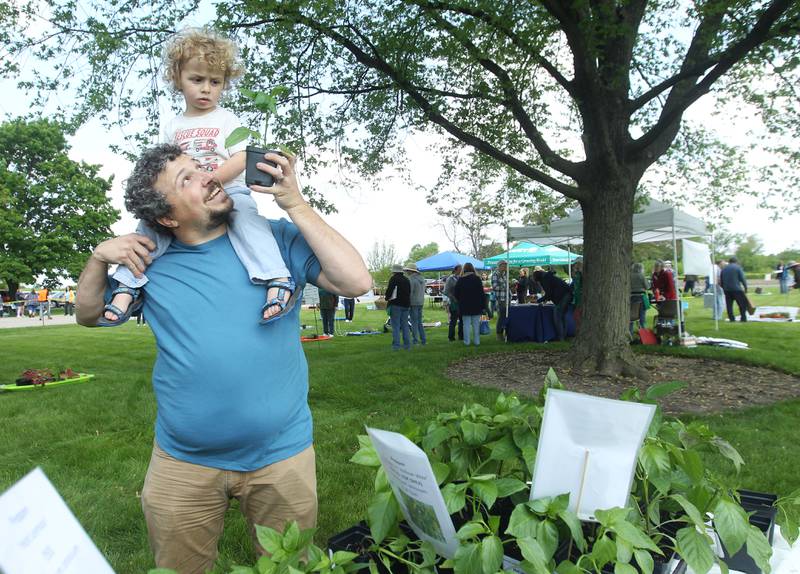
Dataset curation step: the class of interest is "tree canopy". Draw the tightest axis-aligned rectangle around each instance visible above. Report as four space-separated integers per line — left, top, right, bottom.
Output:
3 0 798 374
0 119 118 295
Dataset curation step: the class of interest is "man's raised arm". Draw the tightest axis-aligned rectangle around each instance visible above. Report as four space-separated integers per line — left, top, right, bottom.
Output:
76 234 156 326
251 154 372 297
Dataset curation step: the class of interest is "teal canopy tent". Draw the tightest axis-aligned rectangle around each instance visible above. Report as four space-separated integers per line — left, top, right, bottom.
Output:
483 242 580 267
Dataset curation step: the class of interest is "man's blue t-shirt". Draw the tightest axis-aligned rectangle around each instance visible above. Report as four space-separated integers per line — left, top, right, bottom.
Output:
138 219 321 471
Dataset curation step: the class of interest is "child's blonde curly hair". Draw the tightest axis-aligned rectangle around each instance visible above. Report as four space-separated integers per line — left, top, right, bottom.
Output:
163 27 244 91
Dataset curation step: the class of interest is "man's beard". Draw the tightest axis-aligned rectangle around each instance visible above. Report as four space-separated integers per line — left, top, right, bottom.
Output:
207 204 232 231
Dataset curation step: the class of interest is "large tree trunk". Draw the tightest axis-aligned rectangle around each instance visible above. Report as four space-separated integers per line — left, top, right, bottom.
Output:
6 280 20 301
572 179 647 379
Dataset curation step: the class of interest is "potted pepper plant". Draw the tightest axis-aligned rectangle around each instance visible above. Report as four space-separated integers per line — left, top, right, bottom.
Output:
224 86 291 188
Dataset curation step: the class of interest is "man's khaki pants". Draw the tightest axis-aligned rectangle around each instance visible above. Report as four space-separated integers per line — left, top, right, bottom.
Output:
141 442 317 574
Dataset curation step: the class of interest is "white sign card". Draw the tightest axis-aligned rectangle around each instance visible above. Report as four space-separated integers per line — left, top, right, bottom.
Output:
366 428 459 558
0 467 115 574
530 389 656 521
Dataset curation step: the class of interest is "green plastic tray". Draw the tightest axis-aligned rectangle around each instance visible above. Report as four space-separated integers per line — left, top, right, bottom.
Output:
1 373 95 392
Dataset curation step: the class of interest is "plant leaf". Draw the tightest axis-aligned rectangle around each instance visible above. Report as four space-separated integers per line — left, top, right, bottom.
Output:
614 520 662 554
255 524 283 554
713 498 749 556
453 542 482 574
557 508 587 553
283 521 300 551
431 461 450 485
367 490 399 544
506 503 540 538
536 519 559 561
495 477 527 498
441 482 467 514
634 548 655 574
614 563 638 574
488 434 519 461
590 534 616 569
470 478 498 508
461 420 489 445
331 551 360 566
710 437 744 472
517 537 550 573
671 493 707 528
480 535 504 574
745 523 773 574
456 521 486 541
676 526 716 574
225 126 253 149
645 380 687 400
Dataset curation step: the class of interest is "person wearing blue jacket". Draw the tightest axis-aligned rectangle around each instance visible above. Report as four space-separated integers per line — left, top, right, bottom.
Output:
720 256 749 322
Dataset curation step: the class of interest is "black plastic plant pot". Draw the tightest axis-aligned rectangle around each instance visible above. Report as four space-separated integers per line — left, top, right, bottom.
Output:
245 145 280 187
327 522 409 574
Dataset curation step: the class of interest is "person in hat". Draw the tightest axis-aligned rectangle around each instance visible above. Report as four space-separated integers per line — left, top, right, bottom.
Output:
405 263 427 345
491 260 510 341
386 263 411 350
651 260 677 301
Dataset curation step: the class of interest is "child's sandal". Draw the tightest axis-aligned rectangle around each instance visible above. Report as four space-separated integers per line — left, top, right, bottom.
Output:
260 279 299 325
96 286 144 327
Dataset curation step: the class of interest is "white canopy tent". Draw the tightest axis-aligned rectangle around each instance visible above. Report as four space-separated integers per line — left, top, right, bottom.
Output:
508 199 708 245
506 199 715 336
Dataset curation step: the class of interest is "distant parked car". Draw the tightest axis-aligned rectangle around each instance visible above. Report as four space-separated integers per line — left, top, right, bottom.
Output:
425 279 445 296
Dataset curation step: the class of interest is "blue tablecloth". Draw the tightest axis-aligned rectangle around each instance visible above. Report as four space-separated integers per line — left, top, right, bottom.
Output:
506 304 576 342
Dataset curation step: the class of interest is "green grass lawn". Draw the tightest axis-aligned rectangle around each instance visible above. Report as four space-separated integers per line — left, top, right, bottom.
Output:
1 288 799 573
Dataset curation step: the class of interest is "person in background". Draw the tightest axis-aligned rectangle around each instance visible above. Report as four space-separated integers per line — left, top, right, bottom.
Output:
533 269 573 341
404 263 427 346
683 274 698 294
318 287 339 336
15 291 24 318
443 264 463 341
64 287 76 316
571 260 584 331
720 256 749 322
515 268 529 304
630 262 649 335
776 262 789 295
454 262 486 346
386 263 411 350
651 260 677 301
342 296 356 322
787 261 800 291
491 260 509 341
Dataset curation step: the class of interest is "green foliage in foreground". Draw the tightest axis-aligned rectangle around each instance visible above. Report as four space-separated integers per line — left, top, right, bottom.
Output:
0 289 799 573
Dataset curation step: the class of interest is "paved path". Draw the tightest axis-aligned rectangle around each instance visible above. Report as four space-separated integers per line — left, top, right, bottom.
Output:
0 315 78 329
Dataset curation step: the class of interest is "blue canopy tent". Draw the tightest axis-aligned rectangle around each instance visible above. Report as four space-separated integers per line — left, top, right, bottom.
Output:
415 251 488 272
483 242 580 267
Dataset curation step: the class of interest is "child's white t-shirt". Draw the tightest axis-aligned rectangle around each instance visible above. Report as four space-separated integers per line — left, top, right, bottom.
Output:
160 106 248 189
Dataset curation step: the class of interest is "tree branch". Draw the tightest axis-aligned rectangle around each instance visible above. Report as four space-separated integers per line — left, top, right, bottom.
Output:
420 8 582 180
268 6 585 201
403 0 576 96
632 0 794 158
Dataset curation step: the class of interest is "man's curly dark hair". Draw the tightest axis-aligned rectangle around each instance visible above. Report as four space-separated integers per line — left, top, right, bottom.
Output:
124 144 183 234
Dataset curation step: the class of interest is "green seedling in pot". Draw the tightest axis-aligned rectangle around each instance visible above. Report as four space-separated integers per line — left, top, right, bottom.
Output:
225 86 292 187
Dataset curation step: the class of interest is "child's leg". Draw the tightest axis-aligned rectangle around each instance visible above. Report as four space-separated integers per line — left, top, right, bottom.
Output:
106 222 172 321
227 189 294 322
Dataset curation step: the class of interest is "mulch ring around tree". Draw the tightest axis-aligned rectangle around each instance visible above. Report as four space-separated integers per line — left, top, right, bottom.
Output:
446 350 800 416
